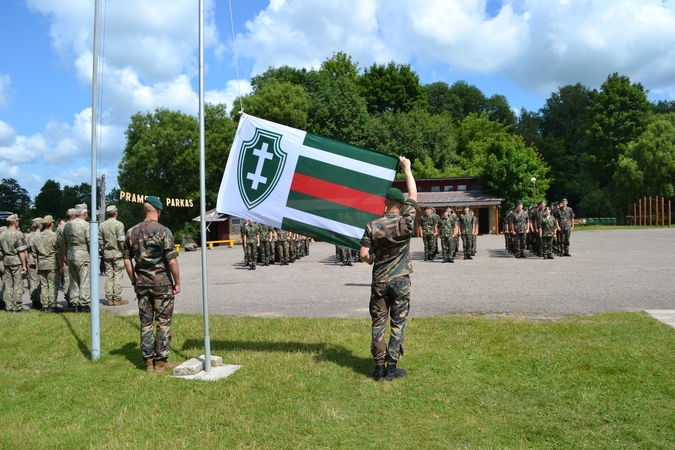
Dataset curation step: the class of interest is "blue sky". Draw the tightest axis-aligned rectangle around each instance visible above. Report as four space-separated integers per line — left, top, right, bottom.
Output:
1 0 674 201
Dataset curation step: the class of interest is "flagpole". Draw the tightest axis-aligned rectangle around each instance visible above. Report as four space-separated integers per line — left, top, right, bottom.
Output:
89 0 101 361
198 0 212 372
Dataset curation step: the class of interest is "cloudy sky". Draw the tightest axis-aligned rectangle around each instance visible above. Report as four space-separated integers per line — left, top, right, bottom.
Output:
1 0 674 200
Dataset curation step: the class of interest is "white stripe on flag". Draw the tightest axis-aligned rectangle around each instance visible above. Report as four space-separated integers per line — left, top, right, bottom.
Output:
299 148 397 181
284 208 365 240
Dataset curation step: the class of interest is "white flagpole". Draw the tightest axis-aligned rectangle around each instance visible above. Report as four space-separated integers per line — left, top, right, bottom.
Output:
198 0 212 372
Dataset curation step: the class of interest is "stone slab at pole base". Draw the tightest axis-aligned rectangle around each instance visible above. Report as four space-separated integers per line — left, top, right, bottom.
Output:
173 364 241 381
646 310 675 329
173 354 240 381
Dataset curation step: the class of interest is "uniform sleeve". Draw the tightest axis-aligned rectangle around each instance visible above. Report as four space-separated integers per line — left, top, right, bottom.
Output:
402 199 418 232
162 227 178 261
360 223 373 249
123 230 133 259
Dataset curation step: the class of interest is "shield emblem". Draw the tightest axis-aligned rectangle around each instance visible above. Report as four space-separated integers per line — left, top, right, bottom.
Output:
237 128 287 210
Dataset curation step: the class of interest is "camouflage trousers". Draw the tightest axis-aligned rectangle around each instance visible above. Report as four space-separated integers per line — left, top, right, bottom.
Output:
245 243 258 267
62 266 71 301
137 292 174 361
542 235 554 257
440 235 455 260
423 234 435 257
276 241 290 262
38 269 59 308
461 233 473 255
514 232 526 255
259 241 271 264
67 260 90 307
472 234 477 254
369 276 411 364
28 263 41 304
3 265 24 311
559 228 571 253
104 258 125 301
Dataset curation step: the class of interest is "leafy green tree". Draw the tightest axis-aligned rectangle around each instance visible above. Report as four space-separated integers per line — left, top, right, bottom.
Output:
453 113 509 176
446 81 487 122
233 80 310 129
250 65 308 93
652 100 675 115
34 180 62 218
61 183 93 217
481 135 550 209
483 94 516 126
425 81 457 116
320 51 359 80
0 178 31 221
357 61 427 115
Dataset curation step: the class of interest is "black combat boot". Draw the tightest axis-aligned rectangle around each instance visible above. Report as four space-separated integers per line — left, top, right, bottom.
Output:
372 365 385 381
386 362 406 381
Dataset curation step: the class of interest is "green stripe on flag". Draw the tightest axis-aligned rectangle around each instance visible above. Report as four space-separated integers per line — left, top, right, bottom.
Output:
303 133 399 170
287 191 380 229
295 156 392 196
281 217 362 250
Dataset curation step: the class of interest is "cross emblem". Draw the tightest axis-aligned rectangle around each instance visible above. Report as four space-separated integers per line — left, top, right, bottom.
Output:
246 142 274 190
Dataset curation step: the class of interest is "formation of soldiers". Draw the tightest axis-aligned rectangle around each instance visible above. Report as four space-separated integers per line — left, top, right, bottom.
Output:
503 199 575 259
240 219 310 270
419 205 478 262
0 204 129 313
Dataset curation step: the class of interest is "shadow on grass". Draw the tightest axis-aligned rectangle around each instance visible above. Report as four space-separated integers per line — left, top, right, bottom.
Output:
59 314 91 359
181 338 373 377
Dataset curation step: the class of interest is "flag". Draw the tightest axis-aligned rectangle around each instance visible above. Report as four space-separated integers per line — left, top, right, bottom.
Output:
216 114 399 250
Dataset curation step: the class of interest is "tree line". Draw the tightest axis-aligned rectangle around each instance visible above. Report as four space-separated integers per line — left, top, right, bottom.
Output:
4 52 674 234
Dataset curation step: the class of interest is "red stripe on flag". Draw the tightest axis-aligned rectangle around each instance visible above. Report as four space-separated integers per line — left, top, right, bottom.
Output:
290 172 385 216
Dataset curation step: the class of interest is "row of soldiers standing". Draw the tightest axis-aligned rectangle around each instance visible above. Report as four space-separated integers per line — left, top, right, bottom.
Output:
419 205 479 262
504 199 575 259
240 219 310 270
0 204 129 312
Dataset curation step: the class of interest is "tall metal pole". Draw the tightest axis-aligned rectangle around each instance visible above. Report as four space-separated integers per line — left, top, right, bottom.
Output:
198 0 212 372
89 0 102 361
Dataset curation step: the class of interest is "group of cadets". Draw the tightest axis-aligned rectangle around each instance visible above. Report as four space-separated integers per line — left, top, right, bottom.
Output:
0 204 130 313
240 219 310 270
419 205 478 262
503 198 575 259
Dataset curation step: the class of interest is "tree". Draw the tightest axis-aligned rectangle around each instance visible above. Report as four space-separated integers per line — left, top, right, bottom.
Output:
652 100 675 115
425 81 457 116
357 61 427 115
446 81 487 122
34 180 62 218
0 178 31 221
481 135 550 209
61 183 92 217
319 51 359 80
232 80 310 129
483 94 516 127
250 65 309 93
453 113 510 176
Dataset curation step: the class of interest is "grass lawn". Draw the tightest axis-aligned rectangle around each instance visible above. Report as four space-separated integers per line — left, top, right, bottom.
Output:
1 311 674 449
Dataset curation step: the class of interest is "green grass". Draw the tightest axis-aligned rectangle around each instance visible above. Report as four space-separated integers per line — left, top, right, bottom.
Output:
1 312 675 449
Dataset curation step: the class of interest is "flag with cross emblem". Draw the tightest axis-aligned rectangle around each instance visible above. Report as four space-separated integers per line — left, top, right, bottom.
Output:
216 114 399 250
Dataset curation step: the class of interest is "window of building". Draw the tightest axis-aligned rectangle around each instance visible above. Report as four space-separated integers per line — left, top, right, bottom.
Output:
431 185 440 192
443 185 454 192
471 184 481 191
457 185 467 191
231 218 241 225
418 185 428 192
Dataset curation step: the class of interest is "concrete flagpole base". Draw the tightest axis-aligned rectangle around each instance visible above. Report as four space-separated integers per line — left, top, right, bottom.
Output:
172 354 241 381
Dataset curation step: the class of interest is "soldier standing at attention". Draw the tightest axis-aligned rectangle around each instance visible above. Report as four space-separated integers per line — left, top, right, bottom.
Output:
124 196 180 373
440 209 458 263
471 209 478 256
419 206 438 261
558 198 575 256
359 156 417 382
61 204 91 313
242 220 260 270
539 207 560 259
32 215 59 313
56 210 75 305
0 215 28 312
275 228 290 266
0 226 5 310
26 217 43 310
510 202 530 259
99 205 128 306
459 206 474 260
258 223 273 266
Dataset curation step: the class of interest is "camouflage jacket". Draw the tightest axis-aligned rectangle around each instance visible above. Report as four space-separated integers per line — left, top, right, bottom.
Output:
276 229 289 241
26 230 41 265
259 224 273 241
0 228 27 266
471 212 478 232
440 215 458 237
124 219 178 296
98 217 125 259
557 206 575 229
459 213 473 235
243 223 259 242
512 210 530 234
32 229 59 270
540 215 558 237
419 214 438 236
63 217 90 262
360 199 418 283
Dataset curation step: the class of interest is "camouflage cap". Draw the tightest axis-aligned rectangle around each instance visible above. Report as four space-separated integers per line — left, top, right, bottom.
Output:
6 214 19 222
32 217 42 224
385 188 405 204
424 205 433 210
106 205 118 215
41 215 54 225
561 198 567 202
66 208 76 217
537 199 546 205
144 195 163 210
75 204 88 214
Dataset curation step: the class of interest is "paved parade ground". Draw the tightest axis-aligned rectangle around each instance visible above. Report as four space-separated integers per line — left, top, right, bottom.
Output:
78 227 675 320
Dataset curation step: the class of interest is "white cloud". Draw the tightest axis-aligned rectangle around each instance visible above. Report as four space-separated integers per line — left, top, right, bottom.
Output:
0 73 11 108
0 132 45 164
0 120 16 146
205 79 252 112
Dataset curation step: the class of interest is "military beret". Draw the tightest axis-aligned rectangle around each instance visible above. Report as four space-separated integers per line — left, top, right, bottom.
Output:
66 208 76 217
106 205 118 214
561 198 567 202
32 217 42 224
41 215 54 225
424 205 433 210
463 205 469 209
516 201 523 206
385 188 405 204
145 195 163 210
537 200 545 205
6 214 19 222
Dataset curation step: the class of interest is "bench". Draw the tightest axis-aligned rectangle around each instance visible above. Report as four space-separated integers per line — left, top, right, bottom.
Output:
174 244 181 252
206 240 235 249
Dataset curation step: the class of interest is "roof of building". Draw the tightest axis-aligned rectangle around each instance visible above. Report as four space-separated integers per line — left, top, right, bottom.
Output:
192 208 229 222
410 190 504 207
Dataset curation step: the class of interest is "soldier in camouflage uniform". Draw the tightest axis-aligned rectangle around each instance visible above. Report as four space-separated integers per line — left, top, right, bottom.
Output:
242 220 260 270
557 198 575 256
56 210 75 305
258 223 273 266
471 209 478 256
0 215 28 312
275 228 290 265
26 217 43 309
360 156 417 382
32 215 59 312
99 205 128 306
419 206 438 261
61 204 91 312
510 202 530 258
123 196 180 373
440 209 458 263
539 207 560 259
459 206 474 260
0 226 5 310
